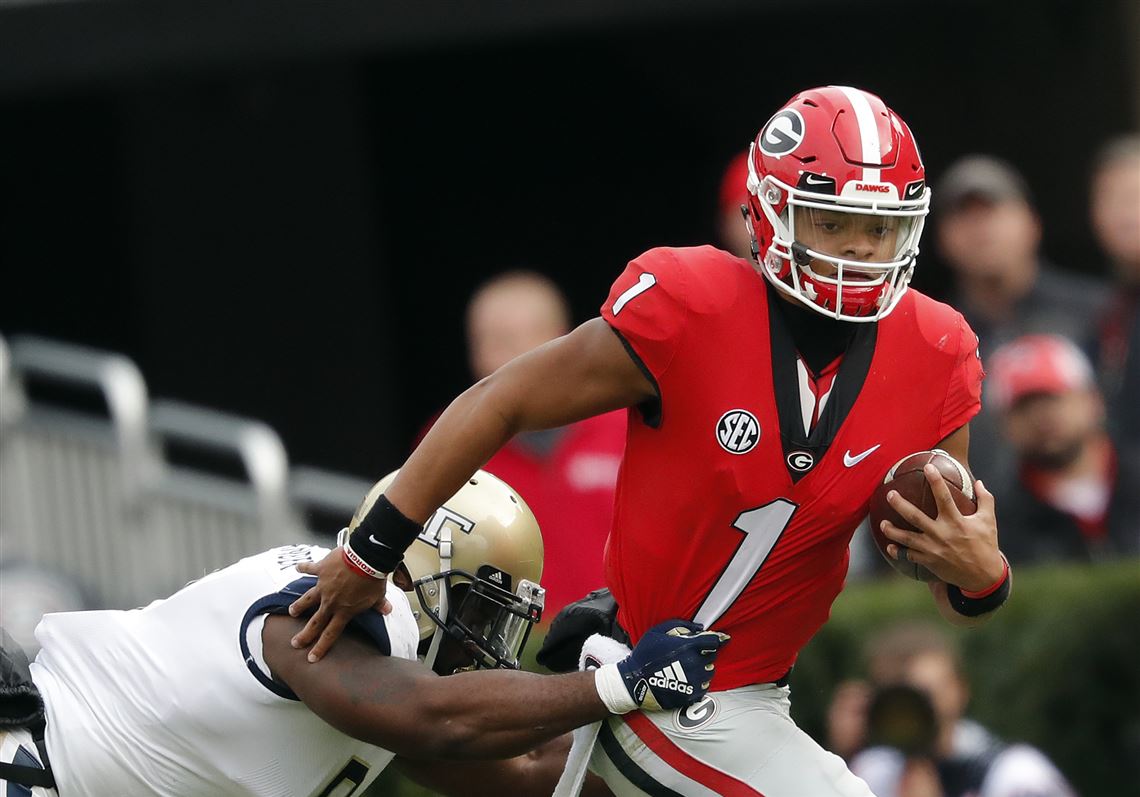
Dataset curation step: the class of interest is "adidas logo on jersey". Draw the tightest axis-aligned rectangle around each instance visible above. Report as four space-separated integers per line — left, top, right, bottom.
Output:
648 662 694 695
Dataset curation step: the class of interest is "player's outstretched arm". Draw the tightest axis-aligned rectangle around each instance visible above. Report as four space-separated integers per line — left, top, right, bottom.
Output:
878 424 1011 628
394 736 613 797
263 615 727 761
290 318 655 661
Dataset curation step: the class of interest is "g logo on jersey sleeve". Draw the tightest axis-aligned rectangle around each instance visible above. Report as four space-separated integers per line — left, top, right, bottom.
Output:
716 410 760 454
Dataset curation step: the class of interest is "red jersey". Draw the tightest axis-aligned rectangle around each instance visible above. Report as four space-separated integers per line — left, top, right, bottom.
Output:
482 412 626 617
601 246 983 689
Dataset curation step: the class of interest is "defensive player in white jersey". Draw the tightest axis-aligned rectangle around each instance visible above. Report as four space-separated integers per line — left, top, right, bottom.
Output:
0 470 727 796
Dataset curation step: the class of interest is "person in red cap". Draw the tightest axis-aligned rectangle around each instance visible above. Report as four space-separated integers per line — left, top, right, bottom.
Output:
988 334 1140 564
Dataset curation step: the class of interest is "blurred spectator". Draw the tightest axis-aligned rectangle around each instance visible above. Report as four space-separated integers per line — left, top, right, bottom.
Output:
845 622 1077 797
935 154 1109 354
986 334 1140 565
1088 134 1140 458
423 271 625 619
717 151 754 260
826 678 874 760
934 154 1110 483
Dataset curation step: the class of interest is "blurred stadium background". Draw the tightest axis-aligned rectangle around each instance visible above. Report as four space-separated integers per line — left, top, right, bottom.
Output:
1 1 1137 795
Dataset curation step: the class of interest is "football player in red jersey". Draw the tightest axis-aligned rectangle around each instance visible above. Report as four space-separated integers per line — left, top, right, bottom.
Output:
289 85 1011 796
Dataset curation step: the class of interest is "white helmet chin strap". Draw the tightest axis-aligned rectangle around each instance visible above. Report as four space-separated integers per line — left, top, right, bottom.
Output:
422 525 453 670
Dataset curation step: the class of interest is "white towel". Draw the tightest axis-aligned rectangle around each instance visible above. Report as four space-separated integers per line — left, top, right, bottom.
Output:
551 633 633 797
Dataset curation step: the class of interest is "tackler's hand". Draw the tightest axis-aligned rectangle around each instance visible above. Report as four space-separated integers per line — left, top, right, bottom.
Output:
287 548 391 663
596 620 730 713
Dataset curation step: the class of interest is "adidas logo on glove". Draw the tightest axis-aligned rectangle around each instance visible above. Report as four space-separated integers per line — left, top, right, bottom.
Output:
597 621 729 713
648 662 694 695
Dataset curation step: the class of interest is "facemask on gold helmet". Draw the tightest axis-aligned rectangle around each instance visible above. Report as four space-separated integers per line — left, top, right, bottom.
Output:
344 469 545 672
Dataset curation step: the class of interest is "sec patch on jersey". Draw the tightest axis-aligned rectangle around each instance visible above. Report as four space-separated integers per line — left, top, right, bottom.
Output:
868 450 977 581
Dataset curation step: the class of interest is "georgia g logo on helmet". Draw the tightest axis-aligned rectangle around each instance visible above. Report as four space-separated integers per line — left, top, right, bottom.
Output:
759 109 806 157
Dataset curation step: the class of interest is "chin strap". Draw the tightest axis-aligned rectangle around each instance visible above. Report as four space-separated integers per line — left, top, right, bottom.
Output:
422 526 453 670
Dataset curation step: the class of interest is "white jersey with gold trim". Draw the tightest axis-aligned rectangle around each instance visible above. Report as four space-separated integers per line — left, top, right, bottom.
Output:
29 545 420 797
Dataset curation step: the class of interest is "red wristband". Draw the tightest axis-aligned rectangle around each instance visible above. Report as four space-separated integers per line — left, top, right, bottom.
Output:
342 545 385 580
960 554 1010 598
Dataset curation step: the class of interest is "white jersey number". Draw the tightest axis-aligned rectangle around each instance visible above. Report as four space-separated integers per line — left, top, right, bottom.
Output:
692 499 798 629
611 273 657 315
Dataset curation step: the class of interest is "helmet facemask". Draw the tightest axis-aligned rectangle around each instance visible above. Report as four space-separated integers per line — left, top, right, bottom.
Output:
414 564 544 672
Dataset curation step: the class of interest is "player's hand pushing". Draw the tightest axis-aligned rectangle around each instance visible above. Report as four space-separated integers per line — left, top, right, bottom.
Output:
287 549 391 662
878 464 1004 592
602 620 731 713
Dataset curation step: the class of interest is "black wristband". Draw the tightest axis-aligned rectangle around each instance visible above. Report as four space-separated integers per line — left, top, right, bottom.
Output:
946 567 1012 617
348 495 424 574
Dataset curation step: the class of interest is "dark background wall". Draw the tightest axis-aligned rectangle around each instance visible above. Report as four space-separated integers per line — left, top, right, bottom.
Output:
2 0 1137 478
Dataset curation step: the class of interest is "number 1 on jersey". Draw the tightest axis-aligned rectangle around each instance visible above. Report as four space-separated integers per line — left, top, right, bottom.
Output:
693 499 798 629
611 273 657 315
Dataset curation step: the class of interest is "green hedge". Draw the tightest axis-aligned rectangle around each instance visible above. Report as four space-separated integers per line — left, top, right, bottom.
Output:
789 560 1140 797
371 560 1140 797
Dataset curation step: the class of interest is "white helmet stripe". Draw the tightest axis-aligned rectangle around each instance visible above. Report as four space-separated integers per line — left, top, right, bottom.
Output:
834 85 882 183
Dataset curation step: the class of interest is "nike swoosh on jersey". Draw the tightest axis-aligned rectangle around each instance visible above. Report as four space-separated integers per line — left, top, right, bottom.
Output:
843 444 881 467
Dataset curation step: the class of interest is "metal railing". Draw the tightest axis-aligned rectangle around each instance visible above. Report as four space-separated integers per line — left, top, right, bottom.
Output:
0 335 151 609
0 335 364 622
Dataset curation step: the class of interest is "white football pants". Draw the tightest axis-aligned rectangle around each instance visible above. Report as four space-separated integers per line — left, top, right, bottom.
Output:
589 683 877 797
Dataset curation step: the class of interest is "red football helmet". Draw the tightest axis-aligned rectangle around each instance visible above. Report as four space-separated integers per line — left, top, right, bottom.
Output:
744 86 930 322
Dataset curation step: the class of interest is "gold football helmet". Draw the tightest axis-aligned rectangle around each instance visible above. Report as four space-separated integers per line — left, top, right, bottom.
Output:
347 469 545 671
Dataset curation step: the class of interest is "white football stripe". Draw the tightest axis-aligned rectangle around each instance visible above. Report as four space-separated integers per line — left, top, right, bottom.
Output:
817 381 835 416
595 719 724 797
835 85 881 183
796 359 815 436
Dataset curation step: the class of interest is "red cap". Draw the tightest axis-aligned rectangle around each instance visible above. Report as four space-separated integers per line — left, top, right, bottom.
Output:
988 334 1094 410
718 151 750 216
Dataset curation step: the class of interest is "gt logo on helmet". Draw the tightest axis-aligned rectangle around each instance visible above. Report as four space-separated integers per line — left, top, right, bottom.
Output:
419 507 476 548
759 109 806 157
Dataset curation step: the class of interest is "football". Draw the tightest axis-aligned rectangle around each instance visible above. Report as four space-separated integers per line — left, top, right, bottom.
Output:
868 450 977 581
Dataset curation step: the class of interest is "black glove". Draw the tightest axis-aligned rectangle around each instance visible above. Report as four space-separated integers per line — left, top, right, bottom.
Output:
0 628 44 728
537 587 630 673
